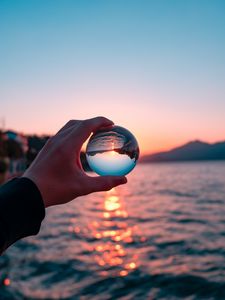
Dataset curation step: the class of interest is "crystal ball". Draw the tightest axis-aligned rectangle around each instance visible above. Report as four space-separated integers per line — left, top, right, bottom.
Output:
86 125 139 176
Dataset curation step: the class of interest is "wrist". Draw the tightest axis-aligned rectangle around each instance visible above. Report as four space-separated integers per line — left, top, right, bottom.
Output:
22 171 50 208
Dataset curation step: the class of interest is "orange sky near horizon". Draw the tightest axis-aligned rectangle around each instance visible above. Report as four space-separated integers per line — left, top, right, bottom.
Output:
2 102 225 156
1 1 225 156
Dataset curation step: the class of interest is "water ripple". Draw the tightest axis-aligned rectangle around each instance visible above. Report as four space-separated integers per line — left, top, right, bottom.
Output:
1 162 225 299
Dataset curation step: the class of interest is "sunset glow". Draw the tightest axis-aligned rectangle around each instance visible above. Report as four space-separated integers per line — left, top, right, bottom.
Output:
1 2 225 298
71 187 141 277
1 1 225 155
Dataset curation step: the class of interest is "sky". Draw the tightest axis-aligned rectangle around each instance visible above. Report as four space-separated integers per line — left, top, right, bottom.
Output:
0 0 225 155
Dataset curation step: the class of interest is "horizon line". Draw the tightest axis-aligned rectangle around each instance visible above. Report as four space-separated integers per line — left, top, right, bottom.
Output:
1 127 225 157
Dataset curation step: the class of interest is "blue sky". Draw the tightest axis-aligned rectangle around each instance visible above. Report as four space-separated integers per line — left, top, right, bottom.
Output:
1 0 225 153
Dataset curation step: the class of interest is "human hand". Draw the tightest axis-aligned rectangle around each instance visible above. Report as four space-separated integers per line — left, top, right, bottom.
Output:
22 117 127 207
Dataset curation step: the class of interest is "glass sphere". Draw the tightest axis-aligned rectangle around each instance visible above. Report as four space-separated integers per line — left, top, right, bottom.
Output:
86 125 139 176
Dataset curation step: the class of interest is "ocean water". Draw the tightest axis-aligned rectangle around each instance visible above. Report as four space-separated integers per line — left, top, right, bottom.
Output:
1 162 225 300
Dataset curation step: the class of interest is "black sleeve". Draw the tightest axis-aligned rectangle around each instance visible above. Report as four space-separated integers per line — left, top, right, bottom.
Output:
0 177 45 254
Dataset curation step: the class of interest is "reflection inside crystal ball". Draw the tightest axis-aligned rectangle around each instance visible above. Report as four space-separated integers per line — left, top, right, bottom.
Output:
86 125 139 176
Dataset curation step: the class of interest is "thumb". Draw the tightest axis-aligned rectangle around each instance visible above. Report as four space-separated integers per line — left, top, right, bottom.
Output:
86 175 127 193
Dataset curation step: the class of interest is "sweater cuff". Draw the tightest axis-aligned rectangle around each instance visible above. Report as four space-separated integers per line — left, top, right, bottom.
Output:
0 177 45 251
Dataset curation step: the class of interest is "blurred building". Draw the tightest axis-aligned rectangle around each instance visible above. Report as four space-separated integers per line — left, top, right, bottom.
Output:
0 130 27 184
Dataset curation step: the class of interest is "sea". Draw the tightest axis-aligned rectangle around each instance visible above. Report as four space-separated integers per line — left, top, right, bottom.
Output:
1 162 225 300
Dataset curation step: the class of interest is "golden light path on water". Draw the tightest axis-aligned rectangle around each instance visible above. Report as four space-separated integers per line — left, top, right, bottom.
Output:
91 188 137 277
68 186 147 278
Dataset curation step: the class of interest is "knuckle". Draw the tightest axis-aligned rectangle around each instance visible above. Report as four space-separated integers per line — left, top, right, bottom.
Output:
67 119 78 126
85 116 106 124
96 116 107 122
67 120 74 125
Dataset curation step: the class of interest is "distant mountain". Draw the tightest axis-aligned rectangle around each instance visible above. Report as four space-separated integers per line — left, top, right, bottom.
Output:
140 140 225 163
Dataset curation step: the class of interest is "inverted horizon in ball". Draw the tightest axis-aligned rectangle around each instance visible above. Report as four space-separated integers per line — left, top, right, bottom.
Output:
86 125 139 176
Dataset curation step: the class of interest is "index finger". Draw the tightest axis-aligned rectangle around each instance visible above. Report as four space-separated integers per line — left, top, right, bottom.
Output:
69 116 114 150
